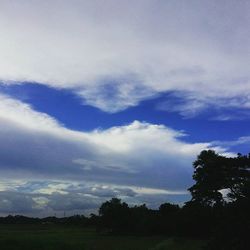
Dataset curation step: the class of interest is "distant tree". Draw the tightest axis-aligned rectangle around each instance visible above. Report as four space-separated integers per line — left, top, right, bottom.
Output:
130 204 158 235
158 203 180 235
159 203 180 215
99 198 130 233
99 198 129 217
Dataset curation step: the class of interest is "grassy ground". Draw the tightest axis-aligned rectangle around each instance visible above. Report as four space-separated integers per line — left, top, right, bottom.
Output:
149 238 206 250
0 224 205 250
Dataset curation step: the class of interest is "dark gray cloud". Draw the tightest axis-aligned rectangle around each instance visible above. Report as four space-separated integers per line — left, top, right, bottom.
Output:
0 191 39 214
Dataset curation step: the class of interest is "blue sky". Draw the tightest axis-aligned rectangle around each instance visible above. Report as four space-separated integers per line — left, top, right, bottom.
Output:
0 0 249 216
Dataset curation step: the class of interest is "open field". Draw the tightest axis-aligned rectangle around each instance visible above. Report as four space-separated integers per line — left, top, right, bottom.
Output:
0 224 206 250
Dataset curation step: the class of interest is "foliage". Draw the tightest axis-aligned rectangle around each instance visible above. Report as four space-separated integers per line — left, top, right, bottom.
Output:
188 150 250 250
188 150 250 206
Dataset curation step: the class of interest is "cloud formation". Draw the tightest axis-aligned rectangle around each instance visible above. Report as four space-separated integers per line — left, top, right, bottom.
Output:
0 0 249 115
0 93 231 214
0 0 249 214
0 93 215 186
0 180 189 217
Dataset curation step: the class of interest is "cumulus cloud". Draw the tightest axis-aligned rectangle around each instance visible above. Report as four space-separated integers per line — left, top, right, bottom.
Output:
0 93 220 188
0 0 249 115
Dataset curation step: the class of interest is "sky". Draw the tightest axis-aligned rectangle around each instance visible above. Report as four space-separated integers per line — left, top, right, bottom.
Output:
0 0 249 217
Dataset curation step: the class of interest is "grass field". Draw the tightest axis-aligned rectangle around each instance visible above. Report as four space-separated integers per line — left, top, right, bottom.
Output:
0 224 206 250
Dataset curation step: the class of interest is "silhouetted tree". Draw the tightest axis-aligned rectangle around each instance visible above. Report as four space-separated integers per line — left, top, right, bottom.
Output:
189 150 250 207
158 203 180 235
99 198 130 233
227 153 250 202
187 150 250 248
188 150 228 206
159 202 179 215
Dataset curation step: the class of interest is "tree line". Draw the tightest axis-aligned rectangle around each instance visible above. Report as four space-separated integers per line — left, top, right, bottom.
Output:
0 150 249 250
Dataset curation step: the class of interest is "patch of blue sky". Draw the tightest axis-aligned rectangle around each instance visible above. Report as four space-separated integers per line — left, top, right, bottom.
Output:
0 82 249 154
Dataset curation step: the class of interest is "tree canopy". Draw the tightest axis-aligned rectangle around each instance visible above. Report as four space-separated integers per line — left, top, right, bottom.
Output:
188 150 250 206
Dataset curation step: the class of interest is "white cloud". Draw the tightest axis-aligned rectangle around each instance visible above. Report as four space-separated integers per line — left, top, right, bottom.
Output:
0 94 218 188
211 136 250 150
0 0 249 114
0 94 61 131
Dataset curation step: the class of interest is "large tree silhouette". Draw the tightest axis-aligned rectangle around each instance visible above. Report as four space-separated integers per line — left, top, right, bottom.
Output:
188 150 250 206
188 150 250 250
188 150 228 206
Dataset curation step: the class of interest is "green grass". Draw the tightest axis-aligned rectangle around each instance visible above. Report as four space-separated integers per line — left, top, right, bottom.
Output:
150 238 206 250
0 224 205 250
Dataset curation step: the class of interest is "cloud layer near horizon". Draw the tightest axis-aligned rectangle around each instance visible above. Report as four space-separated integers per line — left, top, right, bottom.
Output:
0 0 249 115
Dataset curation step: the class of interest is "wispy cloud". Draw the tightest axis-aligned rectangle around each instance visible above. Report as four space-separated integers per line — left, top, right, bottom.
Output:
157 91 250 119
